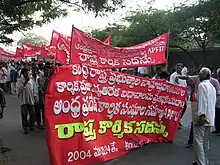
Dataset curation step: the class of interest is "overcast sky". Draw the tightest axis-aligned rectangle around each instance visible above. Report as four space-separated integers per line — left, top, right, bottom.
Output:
1 0 195 51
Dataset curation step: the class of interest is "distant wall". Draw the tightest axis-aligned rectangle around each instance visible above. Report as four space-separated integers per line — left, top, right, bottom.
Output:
168 48 220 71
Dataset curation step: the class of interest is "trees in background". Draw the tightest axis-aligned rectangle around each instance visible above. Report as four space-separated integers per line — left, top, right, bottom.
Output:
0 0 125 44
91 0 220 64
17 33 49 47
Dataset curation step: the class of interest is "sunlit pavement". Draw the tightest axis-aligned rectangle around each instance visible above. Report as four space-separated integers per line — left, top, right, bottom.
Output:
0 95 220 165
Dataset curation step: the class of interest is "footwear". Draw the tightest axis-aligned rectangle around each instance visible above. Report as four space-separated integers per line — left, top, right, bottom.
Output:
24 130 29 134
192 162 198 165
185 143 193 148
212 130 220 134
37 125 45 129
1 147 12 153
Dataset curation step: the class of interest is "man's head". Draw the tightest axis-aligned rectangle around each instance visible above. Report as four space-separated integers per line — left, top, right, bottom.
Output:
199 67 211 82
156 66 163 74
158 71 169 80
217 68 220 78
175 63 183 74
204 65 213 74
21 68 29 79
0 62 3 69
43 65 51 77
32 65 39 77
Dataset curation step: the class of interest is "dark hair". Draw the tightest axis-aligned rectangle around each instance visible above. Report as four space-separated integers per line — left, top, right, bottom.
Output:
159 71 169 79
43 65 51 70
32 65 39 71
20 68 29 75
156 66 162 72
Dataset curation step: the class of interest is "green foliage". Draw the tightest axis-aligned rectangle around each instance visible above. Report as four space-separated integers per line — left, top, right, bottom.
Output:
92 0 220 52
17 33 49 47
0 0 67 44
0 0 125 44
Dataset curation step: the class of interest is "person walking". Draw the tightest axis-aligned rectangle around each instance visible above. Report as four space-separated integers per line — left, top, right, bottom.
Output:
0 62 8 92
192 67 216 165
0 87 12 153
38 65 51 127
213 68 220 135
178 66 220 148
17 68 38 134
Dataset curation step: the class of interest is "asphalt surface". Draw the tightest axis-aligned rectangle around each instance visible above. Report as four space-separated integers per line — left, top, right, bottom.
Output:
0 95 220 165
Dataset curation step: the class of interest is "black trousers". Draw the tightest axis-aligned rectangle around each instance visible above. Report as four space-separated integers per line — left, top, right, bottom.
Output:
21 104 35 131
35 103 45 126
6 81 11 93
0 83 6 92
215 107 220 132
181 103 187 119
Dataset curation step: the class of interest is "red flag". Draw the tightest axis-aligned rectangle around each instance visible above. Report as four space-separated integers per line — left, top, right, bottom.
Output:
41 45 56 59
55 35 71 65
70 27 168 68
104 34 111 45
50 30 71 46
22 43 41 57
15 47 24 58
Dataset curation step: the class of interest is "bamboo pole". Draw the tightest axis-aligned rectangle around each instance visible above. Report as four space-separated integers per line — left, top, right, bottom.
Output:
165 29 170 71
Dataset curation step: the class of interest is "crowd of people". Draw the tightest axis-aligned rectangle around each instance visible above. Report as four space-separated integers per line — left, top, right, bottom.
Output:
0 60 59 134
0 60 219 165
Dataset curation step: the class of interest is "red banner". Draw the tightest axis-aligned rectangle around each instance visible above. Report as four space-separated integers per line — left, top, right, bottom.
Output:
22 43 41 57
46 64 187 165
55 35 71 64
41 45 56 59
50 30 71 46
0 47 15 58
70 27 168 68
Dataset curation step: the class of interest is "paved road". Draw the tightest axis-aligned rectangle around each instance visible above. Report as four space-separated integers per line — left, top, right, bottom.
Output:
0 95 220 165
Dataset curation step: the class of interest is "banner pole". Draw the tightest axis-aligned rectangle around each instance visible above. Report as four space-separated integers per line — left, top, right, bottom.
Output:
165 29 170 71
69 24 74 65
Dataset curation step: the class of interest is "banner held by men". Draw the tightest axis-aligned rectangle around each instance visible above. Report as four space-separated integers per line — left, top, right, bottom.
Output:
46 64 187 165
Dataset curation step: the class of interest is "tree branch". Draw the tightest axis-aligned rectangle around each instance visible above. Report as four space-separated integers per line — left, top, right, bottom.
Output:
16 0 45 7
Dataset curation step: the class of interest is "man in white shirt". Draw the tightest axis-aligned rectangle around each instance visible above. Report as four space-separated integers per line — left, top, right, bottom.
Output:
170 63 187 128
193 67 216 165
181 64 188 76
170 63 187 86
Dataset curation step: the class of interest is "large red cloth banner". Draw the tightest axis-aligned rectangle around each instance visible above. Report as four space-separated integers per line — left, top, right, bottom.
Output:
46 64 187 165
70 27 168 68
22 43 41 57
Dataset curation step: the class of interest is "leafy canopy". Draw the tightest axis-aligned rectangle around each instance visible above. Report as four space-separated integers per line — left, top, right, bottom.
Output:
0 0 125 44
17 33 49 47
92 0 220 51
